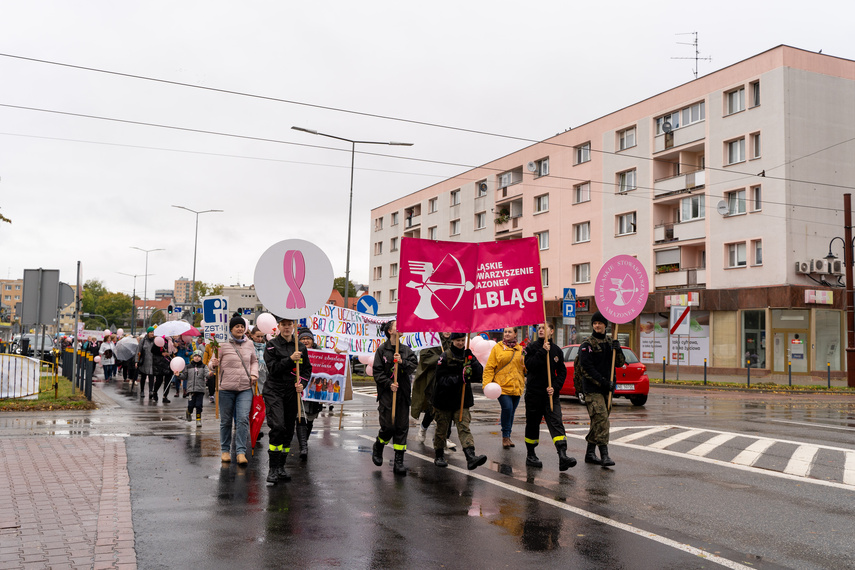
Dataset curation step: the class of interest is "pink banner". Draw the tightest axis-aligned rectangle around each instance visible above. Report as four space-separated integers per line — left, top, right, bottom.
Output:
397 237 544 332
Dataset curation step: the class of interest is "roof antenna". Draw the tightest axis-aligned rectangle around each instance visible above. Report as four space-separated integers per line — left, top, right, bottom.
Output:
671 32 712 79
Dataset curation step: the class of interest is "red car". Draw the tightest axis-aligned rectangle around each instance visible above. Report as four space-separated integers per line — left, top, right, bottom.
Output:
560 345 649 406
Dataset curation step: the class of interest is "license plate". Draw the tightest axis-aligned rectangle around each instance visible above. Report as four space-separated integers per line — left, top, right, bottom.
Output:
615 384 634 391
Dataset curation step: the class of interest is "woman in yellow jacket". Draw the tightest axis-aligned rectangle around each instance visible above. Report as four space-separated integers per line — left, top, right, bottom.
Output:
482 327 526 449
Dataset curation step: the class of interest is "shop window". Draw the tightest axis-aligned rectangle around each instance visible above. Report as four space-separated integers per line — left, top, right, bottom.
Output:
742 310 766 369
816 310 842 371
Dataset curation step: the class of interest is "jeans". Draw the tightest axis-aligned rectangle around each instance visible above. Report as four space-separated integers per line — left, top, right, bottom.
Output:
219 389 252 455
498 394 520 438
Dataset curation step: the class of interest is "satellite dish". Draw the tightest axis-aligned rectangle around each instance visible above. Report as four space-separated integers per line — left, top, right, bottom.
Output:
662 121 673 134
526 161 538 173
716 200 729 216
478 182 488 193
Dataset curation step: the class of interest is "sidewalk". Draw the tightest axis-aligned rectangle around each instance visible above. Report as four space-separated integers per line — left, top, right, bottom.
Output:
649 369 851 389
0 386 135 570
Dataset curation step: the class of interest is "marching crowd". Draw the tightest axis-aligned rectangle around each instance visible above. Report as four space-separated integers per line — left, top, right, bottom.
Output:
84 309 627 485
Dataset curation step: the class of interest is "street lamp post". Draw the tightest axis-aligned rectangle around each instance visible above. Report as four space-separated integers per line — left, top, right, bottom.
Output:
130 247 164 329
291 127 413 313
823 192 855 387
117 272 152 336
171 206 223 321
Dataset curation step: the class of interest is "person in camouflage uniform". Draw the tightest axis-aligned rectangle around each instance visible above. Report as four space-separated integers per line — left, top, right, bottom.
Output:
577 311 625 467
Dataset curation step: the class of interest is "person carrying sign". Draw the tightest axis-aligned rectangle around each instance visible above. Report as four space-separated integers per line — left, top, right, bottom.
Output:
263 316 311 484
432 333 487 470
577 311 625 467
523 323 576 471
371 319 417 476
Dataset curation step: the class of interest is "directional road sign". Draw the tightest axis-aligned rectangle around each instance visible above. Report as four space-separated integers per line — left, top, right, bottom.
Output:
356 295 379 316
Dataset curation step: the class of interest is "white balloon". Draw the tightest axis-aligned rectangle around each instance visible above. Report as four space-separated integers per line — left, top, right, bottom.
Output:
256 313 278 335
365 364 373 376
154 337 165 347
170 357 186 373
116 328 124 336
94 356 102 364
483 383 502 399
358 354 373 366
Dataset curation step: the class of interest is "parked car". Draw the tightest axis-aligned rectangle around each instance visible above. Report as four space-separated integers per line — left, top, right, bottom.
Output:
12 334 57 362
561 344 649 406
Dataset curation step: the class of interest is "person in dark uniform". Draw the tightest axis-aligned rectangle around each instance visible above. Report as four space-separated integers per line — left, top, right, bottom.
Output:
263 317 311 484
577 311 625 467
371 319 418 476
523 323 576 471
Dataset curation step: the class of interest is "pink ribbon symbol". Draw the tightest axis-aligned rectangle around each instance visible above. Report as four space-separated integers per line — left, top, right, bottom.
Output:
283 250 307 309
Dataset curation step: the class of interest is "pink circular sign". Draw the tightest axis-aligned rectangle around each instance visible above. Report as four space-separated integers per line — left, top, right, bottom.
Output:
594 255 649 324
254 239 334 320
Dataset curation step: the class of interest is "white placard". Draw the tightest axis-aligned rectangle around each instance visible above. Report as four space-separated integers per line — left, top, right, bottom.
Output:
254 239 334 320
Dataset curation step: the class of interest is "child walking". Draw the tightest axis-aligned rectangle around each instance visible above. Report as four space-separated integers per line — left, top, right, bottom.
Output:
179 350 214 427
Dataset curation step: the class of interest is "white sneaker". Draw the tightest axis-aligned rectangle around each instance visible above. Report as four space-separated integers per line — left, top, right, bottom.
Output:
417 426 426 443
446 439 456 450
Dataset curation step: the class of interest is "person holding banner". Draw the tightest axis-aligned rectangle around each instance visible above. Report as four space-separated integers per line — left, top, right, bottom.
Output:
483 326 525 449
371 319 417 476
432 333 487 470
523 323 576 471
411 332 454 448
262 317 311 483
577 311 625 467
296 330 324 461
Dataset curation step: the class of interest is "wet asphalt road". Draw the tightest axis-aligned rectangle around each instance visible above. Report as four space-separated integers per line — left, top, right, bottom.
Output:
3 382 853 569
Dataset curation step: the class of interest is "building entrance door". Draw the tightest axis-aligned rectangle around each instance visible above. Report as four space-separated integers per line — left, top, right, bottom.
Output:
772 330 809 373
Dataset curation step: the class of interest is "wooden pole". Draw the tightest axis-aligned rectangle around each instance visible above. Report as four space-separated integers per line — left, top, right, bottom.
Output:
391 336 400 422
537 247 553 411
458 334 470 422
607 324 619 412
214 344 220 419
296 354 304 422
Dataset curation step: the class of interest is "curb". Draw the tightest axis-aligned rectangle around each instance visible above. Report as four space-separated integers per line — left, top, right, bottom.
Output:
650 382 853 396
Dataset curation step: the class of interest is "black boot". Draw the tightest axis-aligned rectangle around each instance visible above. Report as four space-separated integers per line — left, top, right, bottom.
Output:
296 422 309 462
599 445 615 467
276 452 291 482
185 409 192 422
266 451 281 484
434 447 448 468
372 439 385 467
463 447 487 470
585 443 601 464
392 449 408 476
525 443 543 468
556 441 577 471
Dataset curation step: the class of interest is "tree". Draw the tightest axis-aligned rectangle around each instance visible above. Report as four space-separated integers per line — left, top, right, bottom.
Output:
0 207 10 224
193 281 224 302
81 279 132 329
334 277 358 299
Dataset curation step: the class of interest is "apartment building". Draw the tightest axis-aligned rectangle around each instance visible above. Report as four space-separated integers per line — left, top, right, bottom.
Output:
173 278 193 305
370 45 853 376
0 279 23 321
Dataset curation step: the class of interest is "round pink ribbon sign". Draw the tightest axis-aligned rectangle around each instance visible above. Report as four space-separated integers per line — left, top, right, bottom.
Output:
594 255 649 324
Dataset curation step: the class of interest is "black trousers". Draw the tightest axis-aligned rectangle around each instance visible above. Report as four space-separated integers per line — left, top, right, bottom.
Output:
523 393 566 447
152 374 167 396
187 392 205 415
378 401 410 449
264 390 297 450
138 373 154 394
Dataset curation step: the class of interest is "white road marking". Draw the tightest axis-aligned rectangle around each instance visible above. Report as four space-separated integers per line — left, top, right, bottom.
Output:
357 434 754 570
612 425 670 443
687 433 736 457
731 439 775 467
845 452 855 486
783 445 819 477
649 428 704 450
770 419 855 432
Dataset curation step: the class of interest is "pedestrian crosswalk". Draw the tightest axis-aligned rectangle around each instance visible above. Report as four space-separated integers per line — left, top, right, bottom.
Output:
352 384 489 402
565 424 855 489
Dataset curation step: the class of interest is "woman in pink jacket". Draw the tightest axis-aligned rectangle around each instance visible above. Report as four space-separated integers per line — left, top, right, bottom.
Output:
209 315 258 466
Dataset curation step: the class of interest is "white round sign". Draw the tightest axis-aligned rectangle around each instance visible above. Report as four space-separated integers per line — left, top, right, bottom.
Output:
254 239 335 319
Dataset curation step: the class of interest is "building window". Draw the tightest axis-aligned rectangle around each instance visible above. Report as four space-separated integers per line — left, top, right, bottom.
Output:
751 185 762 211
655 102 706 135
428 226 437 240
3 285 9 290
726 189 746 215
574 182 591 204
373 290 381 300
391 212 399 226
726 87 745 115
541 268 549 287
3 295 9 301
680 195 705 221
429 198 438 213
751 132 761 158
574 263 591 284
390 263 398 277
390 289 397 303
15 285 20 290
450 219 460 235
476 180 488 197
534 194 549 214
374 242 383 255
374 217 384 231
617 212 636 236
450 189 461 206
373 267 382 280
752 240 763 265
727 242 747 268
475 212 486 230
573 222 591 244
750 81 760 107
536 231 549 250
575 142 591 164
618 127 636 151
726 138 745 165
390 237 398 251
535 158 549 177
617 169 636 193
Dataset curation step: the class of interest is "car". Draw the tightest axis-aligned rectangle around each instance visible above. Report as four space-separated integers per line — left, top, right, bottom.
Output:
560 344 649 406
12 334 57 362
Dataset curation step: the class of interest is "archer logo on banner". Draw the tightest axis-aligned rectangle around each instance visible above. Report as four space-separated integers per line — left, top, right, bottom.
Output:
406 255 474 320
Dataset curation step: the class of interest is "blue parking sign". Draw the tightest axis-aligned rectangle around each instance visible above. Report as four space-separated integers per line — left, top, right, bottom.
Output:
563 288 576 318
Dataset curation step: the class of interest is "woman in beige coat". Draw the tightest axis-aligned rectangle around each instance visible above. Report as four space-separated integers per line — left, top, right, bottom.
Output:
482 327 525 448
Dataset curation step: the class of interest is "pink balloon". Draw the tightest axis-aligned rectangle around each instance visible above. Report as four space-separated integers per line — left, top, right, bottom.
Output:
170 357 186 373
94 356 101 363
116 328 124 336
484 383 502 399
365 364 373 376
358 354 373 366
154 336 165 347
181 334 193 344
266 333 274 341
469 336 484 349
256 313 278 335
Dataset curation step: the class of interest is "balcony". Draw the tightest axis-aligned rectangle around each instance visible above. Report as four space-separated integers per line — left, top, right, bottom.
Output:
673 218 705 241
654 170 705 197
405 214 420 229
655 267 706 289
654 120 705 153
495 216 523 238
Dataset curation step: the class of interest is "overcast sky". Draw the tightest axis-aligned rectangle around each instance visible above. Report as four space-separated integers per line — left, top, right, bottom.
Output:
0 1 850 300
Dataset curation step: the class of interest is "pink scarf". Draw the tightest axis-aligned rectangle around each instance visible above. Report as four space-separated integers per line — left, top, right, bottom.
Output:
503 339 517 349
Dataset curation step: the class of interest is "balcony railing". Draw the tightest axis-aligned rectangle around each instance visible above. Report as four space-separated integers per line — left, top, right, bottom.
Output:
405 214 420 229
654 267 706 289
654 170 705 197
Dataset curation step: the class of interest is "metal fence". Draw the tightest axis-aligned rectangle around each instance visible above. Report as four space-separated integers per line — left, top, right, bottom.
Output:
59 347 94 400
0 354 58 399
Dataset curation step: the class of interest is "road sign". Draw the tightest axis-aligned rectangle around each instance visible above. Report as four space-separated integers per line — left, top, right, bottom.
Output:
356 295 379 316
669 305 691 335
562 288 576 318
174 307 182 313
